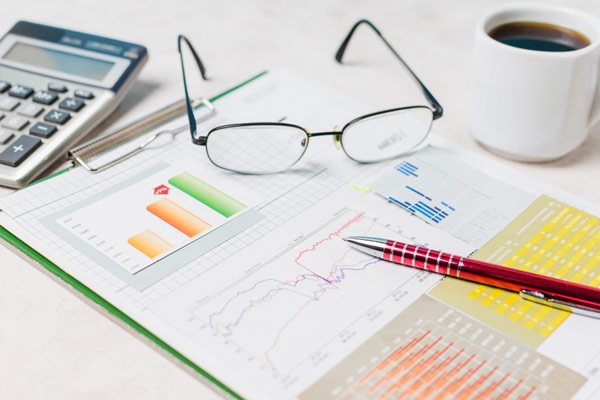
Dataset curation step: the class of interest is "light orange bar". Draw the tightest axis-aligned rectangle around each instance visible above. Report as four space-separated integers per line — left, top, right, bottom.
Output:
147 198 211 237
128 229 173 258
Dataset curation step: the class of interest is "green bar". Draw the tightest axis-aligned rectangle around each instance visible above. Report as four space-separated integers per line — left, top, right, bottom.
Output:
169 172 245 217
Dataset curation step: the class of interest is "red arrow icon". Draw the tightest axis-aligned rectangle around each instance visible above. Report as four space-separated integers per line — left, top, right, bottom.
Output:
154 184 169 195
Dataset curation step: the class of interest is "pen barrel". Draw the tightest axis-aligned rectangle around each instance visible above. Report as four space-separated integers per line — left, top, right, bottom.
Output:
385 241 600 310
384 241 462 277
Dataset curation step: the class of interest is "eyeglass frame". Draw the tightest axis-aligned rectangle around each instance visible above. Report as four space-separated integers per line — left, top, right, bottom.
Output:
178 19 444 172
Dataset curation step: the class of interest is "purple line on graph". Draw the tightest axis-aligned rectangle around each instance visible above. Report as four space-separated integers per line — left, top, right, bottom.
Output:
208 257 380 335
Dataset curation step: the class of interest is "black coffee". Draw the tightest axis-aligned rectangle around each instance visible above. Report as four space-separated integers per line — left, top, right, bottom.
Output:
489 21 590 52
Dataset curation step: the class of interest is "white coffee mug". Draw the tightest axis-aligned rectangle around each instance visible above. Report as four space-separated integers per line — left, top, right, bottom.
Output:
468 4 600 161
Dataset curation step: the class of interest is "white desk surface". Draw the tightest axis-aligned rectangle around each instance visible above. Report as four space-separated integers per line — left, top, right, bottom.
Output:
1 0 599 398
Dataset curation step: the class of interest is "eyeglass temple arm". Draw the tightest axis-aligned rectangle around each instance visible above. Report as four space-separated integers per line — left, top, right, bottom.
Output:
178 34 209 143
335 19 443 120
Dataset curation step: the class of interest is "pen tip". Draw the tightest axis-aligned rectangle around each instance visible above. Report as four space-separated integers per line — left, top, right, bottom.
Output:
342 237 349 242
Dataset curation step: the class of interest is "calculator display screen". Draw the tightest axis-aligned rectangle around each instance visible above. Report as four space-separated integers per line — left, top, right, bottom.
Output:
3 42 115 81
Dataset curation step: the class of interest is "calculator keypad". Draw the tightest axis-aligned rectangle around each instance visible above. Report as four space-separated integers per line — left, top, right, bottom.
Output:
0 78 95 169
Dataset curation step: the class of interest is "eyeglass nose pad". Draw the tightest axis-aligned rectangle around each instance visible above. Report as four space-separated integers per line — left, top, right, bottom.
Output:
332 125 341 150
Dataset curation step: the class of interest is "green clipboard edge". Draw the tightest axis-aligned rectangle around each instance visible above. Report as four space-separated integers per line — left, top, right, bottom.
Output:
0 70 269 400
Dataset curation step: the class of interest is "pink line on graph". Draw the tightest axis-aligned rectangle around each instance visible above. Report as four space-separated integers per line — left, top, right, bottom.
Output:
263 213 377 370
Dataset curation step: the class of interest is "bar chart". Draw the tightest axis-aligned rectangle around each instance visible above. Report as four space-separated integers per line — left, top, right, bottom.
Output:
56 165 259 274
300 295 585 400
371 147 533 247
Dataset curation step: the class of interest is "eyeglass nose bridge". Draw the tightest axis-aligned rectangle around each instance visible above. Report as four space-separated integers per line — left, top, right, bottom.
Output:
306 126 343 149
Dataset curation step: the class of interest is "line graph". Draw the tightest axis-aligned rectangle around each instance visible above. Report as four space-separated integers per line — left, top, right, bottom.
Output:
300 295 586 400
188 208 424 372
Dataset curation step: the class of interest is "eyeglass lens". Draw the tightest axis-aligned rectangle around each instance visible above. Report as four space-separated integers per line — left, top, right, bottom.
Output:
206 125 309 174
341 107 433 163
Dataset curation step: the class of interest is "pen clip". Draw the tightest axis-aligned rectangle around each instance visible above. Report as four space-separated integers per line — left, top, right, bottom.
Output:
520 289 600 319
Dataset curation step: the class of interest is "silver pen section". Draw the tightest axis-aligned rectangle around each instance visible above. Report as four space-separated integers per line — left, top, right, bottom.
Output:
342 236 388 258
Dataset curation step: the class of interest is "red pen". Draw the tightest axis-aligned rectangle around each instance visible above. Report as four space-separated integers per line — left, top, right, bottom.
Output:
344 236 600 318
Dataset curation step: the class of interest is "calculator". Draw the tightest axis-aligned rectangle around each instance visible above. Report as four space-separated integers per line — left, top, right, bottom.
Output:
0 21 147 188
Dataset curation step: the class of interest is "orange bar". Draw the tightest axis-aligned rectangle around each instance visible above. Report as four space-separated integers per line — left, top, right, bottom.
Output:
147 198 211 237
128 229 173 258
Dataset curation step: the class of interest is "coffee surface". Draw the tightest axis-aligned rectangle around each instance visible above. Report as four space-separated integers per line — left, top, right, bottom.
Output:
489 21 590 52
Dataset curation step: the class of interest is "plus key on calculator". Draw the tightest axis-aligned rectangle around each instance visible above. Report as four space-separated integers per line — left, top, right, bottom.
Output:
0 20 147 187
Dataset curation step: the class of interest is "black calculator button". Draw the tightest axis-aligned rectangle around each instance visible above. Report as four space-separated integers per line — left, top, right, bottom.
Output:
32 91 58 105
48 82 68 93
0 81 10 93
44 109 71 125
59 97 85 112
0 135 42 167
8 85 34 99
74 89 94 99
30 122 57 138
0 128 14 145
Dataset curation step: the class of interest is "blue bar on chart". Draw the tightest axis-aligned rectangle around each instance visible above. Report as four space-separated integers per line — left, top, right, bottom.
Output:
389 192 454 224
395 161 419 177
372 158 458 225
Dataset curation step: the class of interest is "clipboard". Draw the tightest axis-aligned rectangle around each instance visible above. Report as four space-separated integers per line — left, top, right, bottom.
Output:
0 71 268 400
2 67 596 400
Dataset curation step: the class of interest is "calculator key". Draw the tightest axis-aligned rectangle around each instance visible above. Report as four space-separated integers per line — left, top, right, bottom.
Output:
0 81 10 93
44 109 71 125
48 82 68 93
74 89 94 99
0 129 14 144
30 122 57 138
59 97 84 112
17 103 44 118
0 135 42 167
32 90 58 105
8 85 34 99
0 96 20 111
2 115 29 131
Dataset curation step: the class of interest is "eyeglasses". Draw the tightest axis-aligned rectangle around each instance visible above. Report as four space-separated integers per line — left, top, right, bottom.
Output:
178 19 443 174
